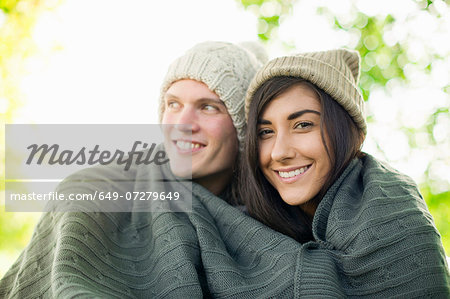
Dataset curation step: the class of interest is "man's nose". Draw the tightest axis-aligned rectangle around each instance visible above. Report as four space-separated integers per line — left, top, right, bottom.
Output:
174 107 200 133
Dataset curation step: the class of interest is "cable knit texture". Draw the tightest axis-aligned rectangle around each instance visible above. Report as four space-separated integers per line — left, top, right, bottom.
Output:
1 154 449 298
245 48 367 135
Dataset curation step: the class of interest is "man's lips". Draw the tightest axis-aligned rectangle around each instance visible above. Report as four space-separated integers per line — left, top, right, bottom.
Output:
173 140 206 153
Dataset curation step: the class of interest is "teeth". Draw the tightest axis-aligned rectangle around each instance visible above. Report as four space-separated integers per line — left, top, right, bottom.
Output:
278 166 308 178
176 141 202 149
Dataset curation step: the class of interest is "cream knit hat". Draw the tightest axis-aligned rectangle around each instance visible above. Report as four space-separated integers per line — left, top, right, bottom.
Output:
245 48 367 135
159 41 268 146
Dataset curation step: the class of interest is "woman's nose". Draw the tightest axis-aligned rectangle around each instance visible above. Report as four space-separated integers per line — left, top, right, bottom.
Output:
270 133 295 162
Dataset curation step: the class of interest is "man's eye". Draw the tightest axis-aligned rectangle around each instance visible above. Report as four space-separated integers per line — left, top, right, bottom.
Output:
203 104 218 111
167 101 180 109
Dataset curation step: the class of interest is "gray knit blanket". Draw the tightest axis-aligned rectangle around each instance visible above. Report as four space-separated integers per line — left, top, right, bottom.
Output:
1 154 449 298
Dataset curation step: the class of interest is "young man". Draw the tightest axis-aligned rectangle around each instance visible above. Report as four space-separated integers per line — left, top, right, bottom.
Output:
1 41 274 298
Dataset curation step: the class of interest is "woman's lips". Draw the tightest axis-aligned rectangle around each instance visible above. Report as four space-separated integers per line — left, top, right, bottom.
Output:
275 165 311 183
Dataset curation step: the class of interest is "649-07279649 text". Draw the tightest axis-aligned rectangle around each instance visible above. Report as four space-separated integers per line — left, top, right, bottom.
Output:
9 191 180 201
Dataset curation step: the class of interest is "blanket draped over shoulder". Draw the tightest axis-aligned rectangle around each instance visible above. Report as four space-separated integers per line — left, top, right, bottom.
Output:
1 153 449 298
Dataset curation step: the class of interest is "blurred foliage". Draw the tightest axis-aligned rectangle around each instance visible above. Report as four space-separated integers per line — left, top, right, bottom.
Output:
0 0 22 14
329 12 407 101
238 0 296 41
422 187 450 251
237 0 450 254
0 0 57 277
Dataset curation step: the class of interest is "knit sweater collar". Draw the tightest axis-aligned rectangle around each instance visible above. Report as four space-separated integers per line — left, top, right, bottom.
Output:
312 156 361 244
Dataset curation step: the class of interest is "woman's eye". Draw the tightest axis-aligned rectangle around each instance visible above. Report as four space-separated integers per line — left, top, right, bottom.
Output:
258 128 273 138
295 121 313 129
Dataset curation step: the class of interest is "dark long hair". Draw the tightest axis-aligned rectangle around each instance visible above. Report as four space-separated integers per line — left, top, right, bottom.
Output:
240 76 365 243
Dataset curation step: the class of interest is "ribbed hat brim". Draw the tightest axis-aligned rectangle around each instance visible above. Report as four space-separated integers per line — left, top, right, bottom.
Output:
245 49 367 135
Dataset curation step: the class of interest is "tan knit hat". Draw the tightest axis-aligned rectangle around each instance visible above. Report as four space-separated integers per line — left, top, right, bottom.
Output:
159 41 268 146
245 48 367 135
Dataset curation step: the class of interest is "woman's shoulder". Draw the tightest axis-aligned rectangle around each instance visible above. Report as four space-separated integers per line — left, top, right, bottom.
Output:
359 153 418 189
312 153 449 297
356 153 426 211
330 153 425 213
316 153 436 250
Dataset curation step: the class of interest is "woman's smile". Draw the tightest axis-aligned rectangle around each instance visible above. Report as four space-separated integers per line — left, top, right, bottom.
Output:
274 164 311 182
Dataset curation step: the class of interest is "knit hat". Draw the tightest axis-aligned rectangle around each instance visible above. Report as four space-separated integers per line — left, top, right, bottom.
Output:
245 48 367 135
159 41 268 146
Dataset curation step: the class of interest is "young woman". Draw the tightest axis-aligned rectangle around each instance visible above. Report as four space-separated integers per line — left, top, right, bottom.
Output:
241 49 450 297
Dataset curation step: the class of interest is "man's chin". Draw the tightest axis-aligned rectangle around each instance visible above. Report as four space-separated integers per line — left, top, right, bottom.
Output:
164 144 193 179
171 170 192 179
167 158 192 179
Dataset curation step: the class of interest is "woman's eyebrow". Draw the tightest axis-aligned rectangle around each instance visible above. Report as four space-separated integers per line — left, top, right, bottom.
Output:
287 109 320 120
257 119 271 125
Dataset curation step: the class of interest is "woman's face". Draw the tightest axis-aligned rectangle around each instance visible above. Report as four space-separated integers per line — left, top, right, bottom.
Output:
257 83 331 213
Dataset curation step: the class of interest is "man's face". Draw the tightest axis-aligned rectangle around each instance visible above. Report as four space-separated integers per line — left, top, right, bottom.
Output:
162 79 238 194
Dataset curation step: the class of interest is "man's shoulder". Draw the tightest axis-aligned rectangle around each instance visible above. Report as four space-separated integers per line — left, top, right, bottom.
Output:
57 162 138 191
